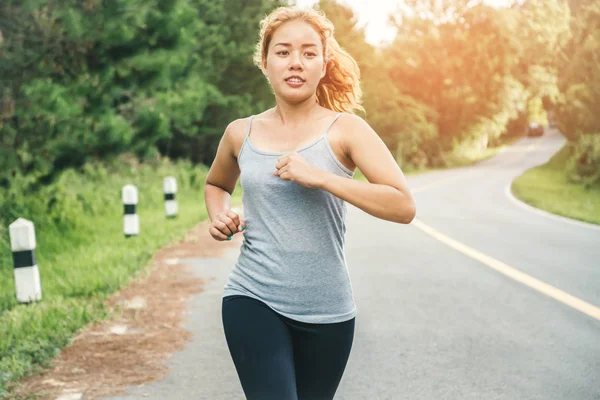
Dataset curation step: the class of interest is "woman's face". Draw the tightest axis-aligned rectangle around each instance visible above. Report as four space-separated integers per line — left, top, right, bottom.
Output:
262 20 326 104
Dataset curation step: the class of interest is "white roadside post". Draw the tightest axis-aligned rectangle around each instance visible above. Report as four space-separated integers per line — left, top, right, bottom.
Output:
122 184 139 237
9 218 42 303
163 176 178 218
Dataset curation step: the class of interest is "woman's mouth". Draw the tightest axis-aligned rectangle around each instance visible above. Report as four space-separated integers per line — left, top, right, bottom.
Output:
285 77 305 88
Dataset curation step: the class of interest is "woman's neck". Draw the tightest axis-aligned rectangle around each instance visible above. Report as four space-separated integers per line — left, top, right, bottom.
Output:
272 95 323 127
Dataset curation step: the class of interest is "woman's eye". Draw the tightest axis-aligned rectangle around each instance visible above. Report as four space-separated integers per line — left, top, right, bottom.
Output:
277 51 289 56
305 52 316 57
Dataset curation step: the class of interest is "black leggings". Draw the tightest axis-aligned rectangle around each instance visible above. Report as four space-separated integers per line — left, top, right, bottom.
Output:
222 295 355 400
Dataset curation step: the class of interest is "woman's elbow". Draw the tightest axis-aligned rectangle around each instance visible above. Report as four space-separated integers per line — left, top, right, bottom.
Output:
405 203 417 224
395 198 416 224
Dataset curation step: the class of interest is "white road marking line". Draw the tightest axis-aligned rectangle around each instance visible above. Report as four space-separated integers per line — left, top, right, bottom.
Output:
504 184 600 231
411 218 600 321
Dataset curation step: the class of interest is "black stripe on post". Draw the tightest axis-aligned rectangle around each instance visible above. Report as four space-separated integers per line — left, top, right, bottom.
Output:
124 204 137 215
164 193 175 201
13 250 36 269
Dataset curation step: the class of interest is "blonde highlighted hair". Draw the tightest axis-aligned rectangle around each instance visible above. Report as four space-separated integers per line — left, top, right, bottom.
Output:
253 6 364 114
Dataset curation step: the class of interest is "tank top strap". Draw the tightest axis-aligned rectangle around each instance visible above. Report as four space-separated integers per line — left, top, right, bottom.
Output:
245 115 255 139
324 112 343 137
237 115 254 161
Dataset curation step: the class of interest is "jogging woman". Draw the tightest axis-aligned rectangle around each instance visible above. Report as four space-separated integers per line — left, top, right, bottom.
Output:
204 6 416 399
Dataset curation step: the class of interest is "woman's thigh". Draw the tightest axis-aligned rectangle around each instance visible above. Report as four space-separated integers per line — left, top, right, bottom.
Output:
291 317 355 400
222 295 298 400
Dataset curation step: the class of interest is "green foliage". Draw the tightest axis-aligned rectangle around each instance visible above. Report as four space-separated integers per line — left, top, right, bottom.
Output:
1 0 591 176
527 97 548 126
323 0 574 169
0 0 280 187
314 0 584 174
555 2 600 179
315 1 438 168
567 134 600 186
355 1 528 167
365 82 439 169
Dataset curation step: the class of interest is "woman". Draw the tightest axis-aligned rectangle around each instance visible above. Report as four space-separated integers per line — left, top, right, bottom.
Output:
204 6 415 400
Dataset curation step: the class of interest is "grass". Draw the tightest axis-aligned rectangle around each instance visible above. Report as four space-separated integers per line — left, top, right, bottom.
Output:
0 157 242 396
511 144 600 225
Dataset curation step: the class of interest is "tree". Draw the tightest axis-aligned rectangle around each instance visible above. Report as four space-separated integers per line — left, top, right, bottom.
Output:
510 0 571 112
380 1 525 164
556 2 600 184
0 0 281 188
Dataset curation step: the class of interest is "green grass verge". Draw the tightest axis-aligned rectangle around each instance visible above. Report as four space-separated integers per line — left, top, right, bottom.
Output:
0 157 242 396
511 144 600 225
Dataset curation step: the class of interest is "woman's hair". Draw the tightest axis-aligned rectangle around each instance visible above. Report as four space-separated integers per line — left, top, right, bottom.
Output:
253 6 364 114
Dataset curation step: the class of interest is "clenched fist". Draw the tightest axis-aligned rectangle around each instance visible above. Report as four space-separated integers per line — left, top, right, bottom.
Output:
209 208 246 241
273 152 325 189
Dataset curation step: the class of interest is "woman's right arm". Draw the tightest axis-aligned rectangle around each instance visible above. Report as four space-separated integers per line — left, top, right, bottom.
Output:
204 119 247 241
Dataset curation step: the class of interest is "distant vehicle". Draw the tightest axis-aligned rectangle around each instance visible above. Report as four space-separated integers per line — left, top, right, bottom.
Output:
527 122 544 137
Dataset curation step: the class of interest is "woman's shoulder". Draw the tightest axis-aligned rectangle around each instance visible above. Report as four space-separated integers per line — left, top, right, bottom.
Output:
224 111 274 157
227 112 272 138
336 111 366 124
225 116 251 137
222 116 253 158
331 111 371 137
329 112 375 157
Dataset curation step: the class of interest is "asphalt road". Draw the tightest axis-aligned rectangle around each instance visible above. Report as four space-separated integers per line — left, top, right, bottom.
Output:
108 128 600 400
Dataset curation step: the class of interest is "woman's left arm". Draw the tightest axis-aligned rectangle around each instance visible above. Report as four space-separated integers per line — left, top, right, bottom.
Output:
316 114 416 224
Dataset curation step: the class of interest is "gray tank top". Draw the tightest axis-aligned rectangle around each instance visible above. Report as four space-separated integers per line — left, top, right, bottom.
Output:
223 112 356 323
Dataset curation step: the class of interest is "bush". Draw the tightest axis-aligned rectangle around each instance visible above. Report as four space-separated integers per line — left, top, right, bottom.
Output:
567 134 600 187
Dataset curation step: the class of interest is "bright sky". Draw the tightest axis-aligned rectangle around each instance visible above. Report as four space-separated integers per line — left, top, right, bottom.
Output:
293 0 515 46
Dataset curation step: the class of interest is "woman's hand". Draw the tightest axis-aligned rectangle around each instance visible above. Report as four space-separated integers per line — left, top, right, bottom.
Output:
209 209 246 241
273 152 325 189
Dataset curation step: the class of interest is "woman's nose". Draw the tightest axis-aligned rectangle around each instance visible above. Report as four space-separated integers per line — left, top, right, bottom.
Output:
288 52 303 70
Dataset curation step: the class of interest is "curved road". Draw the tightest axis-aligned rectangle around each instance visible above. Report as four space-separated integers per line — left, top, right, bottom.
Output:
109 128 600 400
